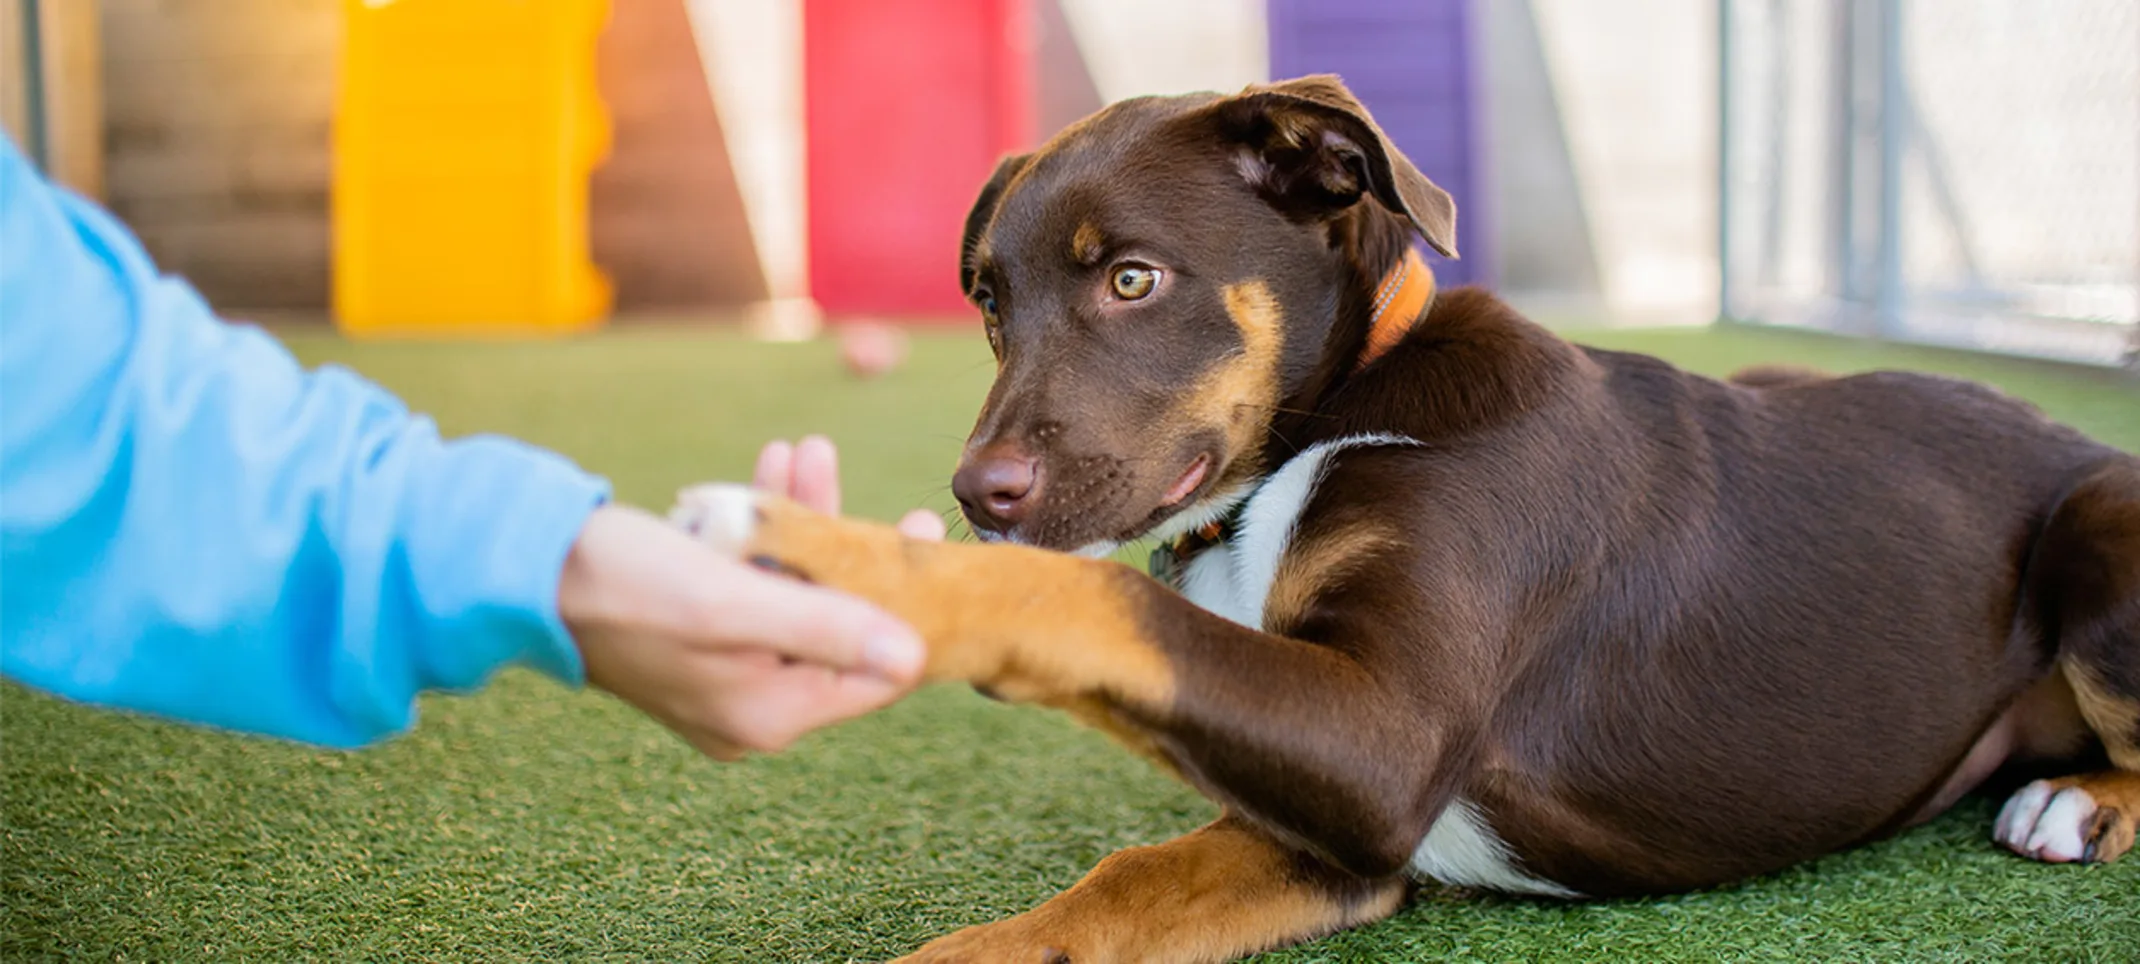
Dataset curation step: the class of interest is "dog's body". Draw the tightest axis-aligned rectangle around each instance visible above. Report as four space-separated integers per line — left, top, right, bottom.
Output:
1167 292 2122 897
675 76 2140 962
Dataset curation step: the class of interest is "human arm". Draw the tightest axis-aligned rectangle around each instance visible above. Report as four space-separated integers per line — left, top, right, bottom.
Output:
0 135 935 753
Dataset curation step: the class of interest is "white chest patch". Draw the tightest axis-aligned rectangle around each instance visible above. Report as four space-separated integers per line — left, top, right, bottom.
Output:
1167 434 1580 900
1173 434 1413 628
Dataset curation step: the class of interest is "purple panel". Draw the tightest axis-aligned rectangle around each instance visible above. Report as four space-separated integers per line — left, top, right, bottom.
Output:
1267 0 1493 288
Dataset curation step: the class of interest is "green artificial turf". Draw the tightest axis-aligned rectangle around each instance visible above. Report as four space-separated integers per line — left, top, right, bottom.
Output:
5 321 2137 962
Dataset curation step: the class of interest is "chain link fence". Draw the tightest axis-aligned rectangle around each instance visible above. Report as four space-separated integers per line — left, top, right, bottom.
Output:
1721 0 2139 369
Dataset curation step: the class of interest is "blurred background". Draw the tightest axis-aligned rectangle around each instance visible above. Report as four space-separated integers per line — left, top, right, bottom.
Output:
5 0 2132 367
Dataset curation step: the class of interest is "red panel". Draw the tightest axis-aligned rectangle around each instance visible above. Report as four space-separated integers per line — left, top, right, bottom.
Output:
805 0 1035 320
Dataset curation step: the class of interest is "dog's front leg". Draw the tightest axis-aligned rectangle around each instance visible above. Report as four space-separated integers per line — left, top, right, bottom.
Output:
671 484 1178 714
673 485 1459 960
896 814 1405 964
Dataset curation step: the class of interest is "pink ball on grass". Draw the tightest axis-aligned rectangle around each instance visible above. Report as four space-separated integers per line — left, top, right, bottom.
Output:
839 322 909 378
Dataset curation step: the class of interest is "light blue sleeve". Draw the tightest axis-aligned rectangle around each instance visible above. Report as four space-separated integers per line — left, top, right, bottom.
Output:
0 135 612 748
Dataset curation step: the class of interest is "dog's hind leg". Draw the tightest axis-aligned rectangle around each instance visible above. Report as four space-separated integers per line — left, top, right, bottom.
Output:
1995 456 2140 864
894 814 1404 964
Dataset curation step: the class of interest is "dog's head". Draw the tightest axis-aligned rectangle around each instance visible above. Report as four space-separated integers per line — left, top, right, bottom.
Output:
950 75 1458 553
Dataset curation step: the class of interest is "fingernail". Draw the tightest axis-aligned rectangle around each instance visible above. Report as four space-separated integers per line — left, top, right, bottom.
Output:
862 624 926 679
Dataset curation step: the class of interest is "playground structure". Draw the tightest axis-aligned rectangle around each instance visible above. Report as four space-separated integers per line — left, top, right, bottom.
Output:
333 0 614 334
3 0 1496 336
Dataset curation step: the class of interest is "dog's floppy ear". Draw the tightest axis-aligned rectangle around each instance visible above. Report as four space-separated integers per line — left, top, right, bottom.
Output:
1214 75 1458 259
960 152 1033 294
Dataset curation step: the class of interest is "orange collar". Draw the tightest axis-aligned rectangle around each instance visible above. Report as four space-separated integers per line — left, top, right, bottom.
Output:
1356 247 1435 371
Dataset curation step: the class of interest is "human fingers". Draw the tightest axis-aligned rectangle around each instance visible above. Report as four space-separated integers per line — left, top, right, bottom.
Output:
791 434 841 515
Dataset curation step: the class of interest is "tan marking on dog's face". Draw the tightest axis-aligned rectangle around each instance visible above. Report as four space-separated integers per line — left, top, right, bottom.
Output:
1162 280 1287 487
2066 662 2140 770
1263 523 1399 633
1071 222 1106 265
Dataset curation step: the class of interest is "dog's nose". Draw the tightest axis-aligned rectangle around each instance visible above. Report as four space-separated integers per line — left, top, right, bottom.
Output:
953 446 1041 534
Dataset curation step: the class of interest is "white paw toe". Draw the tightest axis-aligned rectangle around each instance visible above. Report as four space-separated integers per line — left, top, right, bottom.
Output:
669 484 761 557
1995 780 2099 863
1995 781 2052 845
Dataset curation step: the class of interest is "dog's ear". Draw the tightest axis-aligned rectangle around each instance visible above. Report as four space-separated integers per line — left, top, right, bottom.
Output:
1214 75 1458 258
960 152 1033 294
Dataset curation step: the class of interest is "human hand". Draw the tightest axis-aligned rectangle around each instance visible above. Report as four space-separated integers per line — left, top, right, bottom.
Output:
751 435 948 541
562 437 943 760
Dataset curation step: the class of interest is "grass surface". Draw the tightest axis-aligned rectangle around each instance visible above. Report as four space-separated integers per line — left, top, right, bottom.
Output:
5 322 2138 962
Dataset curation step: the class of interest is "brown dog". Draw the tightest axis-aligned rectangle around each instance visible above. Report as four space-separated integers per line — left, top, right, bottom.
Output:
672 75 2140 963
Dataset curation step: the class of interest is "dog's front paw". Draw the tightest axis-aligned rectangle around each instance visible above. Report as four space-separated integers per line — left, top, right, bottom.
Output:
669 483 762 558
671 481 918 593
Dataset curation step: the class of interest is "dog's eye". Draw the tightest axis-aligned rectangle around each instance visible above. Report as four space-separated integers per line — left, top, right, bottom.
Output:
976 294 1003 355
1110 265 1159 301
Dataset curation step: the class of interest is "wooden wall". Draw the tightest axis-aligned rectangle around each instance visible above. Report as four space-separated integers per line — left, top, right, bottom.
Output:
100 0 338 310
3 0 108 199
592 0 765 309
95 0 762 314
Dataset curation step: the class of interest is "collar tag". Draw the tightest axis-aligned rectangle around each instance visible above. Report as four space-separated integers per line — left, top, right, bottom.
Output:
1357 247 1435 371
1147 541 1181 585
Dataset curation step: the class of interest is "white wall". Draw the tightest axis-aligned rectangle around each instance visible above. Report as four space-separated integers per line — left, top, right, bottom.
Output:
1058 0 1267 102
685 0 813 334
1530 0 1717 324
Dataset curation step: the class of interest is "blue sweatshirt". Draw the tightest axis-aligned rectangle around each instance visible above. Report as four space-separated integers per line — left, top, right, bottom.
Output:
0 134 611 748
